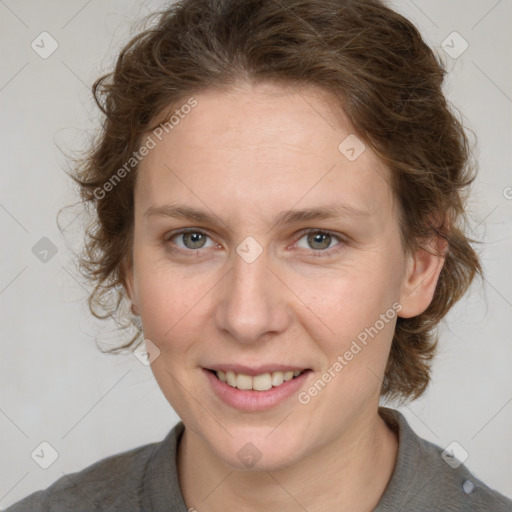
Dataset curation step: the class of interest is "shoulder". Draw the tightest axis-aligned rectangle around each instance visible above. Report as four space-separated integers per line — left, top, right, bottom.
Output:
377 407 512 512
4 440 160 512
417 434 512 511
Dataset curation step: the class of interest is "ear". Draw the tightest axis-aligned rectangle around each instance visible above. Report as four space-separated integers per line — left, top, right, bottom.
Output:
398 235 448 318
121 256 139 315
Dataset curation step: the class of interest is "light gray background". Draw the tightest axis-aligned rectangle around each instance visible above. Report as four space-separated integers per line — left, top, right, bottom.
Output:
1 0 511 507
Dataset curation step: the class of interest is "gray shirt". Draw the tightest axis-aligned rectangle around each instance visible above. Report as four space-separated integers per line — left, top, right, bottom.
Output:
5 407 512 511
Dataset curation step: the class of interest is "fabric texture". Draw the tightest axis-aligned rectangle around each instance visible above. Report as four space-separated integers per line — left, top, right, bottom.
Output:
5 407 512 511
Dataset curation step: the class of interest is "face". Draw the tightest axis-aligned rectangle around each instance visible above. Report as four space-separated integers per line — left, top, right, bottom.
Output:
125 81 443 470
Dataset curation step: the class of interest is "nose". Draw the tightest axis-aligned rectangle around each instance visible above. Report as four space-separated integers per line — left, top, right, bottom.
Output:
214 246 291 345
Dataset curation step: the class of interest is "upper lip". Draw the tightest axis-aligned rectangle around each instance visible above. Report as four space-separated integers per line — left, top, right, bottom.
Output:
205 364 310 376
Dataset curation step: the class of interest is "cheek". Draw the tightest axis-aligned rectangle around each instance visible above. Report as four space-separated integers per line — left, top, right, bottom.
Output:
134 258 201 349
300 278 398 409
292 262 400 383
133 233 403 358
296 263 399 338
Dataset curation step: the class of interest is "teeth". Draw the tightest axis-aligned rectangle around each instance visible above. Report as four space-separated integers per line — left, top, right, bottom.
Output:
226 370 236 387
271 372 284 387
236 373 253 390
252 373 272 391
215 369 304 391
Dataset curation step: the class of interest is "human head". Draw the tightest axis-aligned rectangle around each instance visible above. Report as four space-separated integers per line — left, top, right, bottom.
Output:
70 0 481 408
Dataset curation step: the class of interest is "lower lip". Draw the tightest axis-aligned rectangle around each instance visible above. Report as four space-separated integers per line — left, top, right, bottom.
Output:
204 369 311 411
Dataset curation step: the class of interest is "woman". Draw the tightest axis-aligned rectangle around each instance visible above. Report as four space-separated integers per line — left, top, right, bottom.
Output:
6 0 512 510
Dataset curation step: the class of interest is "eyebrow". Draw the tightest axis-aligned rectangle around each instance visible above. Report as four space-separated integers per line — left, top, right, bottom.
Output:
143 202 371 229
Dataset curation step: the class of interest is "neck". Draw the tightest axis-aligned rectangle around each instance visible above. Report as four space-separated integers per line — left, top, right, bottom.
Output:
177 407 398 512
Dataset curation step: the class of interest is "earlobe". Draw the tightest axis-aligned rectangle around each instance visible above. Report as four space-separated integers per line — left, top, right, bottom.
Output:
398 236 448 319
121 258 139 315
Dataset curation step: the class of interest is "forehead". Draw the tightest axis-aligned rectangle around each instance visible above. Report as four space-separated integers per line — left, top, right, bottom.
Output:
135 82 395 224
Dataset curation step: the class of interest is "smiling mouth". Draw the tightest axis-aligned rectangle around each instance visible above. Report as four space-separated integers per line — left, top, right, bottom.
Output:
207 369 310 391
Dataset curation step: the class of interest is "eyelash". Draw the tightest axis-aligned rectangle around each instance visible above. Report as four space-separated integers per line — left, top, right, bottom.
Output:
164 228 346 259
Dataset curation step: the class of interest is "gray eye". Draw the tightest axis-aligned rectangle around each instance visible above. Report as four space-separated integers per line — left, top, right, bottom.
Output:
297 231 335 251
179 232 209 249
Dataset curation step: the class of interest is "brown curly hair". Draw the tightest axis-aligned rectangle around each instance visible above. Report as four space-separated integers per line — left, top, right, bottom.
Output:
65 0 482 403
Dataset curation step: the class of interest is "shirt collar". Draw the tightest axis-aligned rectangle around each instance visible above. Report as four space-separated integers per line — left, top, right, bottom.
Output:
140 406 423 511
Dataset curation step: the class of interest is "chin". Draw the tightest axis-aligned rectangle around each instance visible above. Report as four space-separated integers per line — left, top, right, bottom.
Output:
207 425 309 472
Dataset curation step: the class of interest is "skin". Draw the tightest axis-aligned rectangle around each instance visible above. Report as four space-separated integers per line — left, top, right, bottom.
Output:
124 81 446 512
